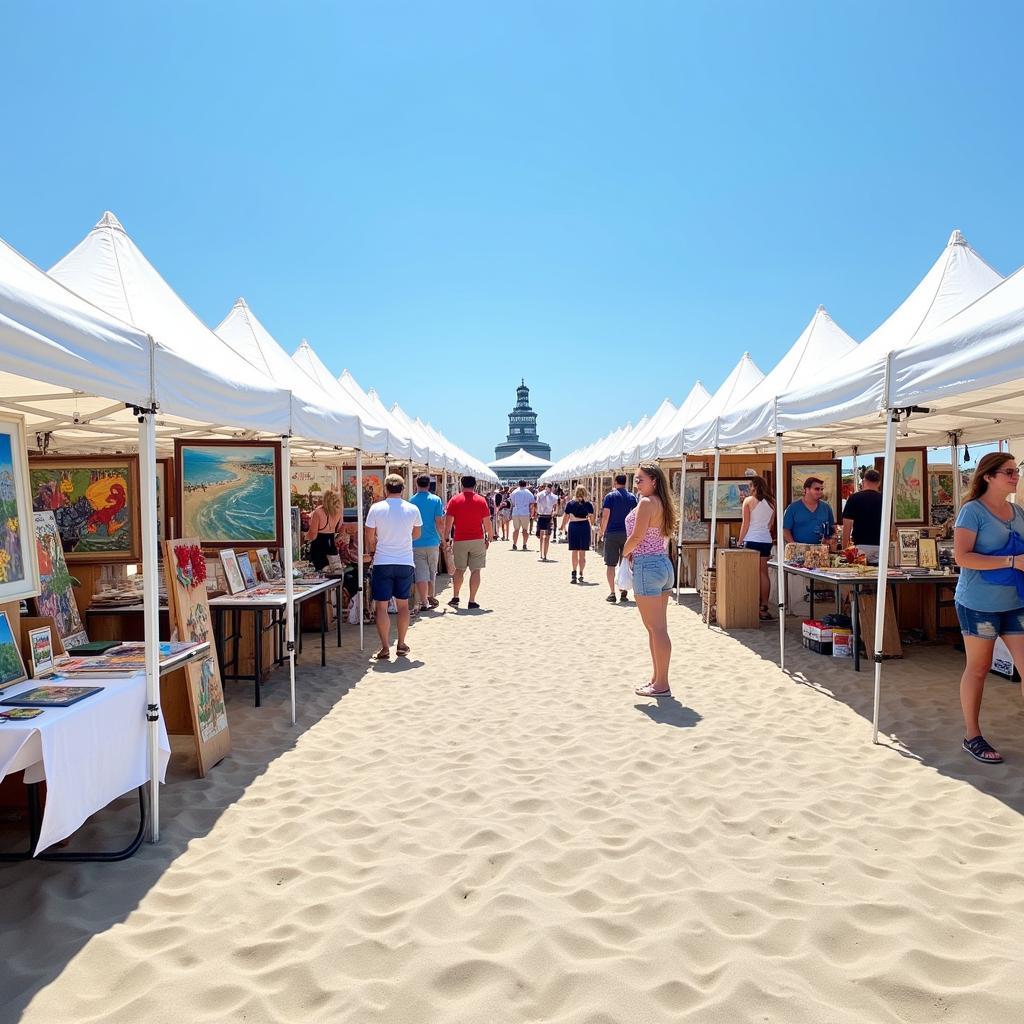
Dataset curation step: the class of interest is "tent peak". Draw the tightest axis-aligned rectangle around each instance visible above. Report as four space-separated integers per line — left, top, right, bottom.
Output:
816 304 826 314
233 296 249 310
96 211 126 233
948 229 965 247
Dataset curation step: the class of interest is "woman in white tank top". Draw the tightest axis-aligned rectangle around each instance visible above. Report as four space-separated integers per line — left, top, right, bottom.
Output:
738 476 776 620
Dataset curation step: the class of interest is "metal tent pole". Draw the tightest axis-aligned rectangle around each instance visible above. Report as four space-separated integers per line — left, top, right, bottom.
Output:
708 448 722 570
356 450 365 652
281 435 296 725
676 455 688 604
407 461 413 494
872 408 899 744
137 407 161 842
776 431 786 670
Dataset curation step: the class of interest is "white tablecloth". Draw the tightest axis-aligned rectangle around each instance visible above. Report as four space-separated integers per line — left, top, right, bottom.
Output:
0 673 170 854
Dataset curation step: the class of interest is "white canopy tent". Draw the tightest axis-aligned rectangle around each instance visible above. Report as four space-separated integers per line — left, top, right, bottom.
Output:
598 414 651 474
487 447 554 474
337 370 418 463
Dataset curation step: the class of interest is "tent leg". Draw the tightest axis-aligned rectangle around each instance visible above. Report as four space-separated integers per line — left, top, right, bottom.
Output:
775 433 785 670
357 450 365 652
873 409 899 744
708 449 721 570
138 410 161 843
676 455 688 604
950 432 962 511
281 436 296 726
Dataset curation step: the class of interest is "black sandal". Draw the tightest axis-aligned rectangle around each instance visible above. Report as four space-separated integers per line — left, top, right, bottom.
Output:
963 735 1004 764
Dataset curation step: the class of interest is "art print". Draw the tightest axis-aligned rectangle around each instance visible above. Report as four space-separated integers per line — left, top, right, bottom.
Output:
27 625 55 678
32 511 88 650
918 537 939 570
0 610 28 689
787 460 842 524
29 455 141 563
701 478 754 522
237 552 258 590
255 548 274 581
0 414 41 603
897 528 920 567
290 465 339 512
342 468 384 519
175 440 282 549
927 464 971 526
219 549 245 594
876 449 927 526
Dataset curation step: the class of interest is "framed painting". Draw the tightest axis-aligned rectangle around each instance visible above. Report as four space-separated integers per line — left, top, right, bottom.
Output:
0 413 41 602
237 552 258 590
875 448 927 526
342 467 384 520
0 610 28 690
918 537 939 570
291 506 302 562
29 454 141 564
927 463 970 526
670 470 710 543
787 460 842 524
701 477 755 522
897 528 920 567
26 625 55 678
255 547 274 581
219 549 245 594
175 440 282 549
290 465 340 513
31 511 88 650
156 457 174 544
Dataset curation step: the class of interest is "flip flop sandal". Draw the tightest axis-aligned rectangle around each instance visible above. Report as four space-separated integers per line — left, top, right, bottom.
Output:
373 649 391 661
396 644 411 656
963 735 1004 763
635 683 672 698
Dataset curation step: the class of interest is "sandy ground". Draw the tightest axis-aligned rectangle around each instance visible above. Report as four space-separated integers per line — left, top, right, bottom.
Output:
3 540 1024 1023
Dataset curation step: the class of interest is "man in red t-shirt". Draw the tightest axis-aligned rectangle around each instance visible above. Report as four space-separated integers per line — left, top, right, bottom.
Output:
443 475 494 610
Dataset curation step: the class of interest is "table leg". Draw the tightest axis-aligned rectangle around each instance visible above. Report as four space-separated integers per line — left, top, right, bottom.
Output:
214 608 224 675
254 609 263 708
852 584 861 672
321 590 327 666
809 582 815 620
336 583 342 647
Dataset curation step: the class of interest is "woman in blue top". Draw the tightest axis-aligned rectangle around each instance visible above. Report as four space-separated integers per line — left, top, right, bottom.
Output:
954 452 1024 764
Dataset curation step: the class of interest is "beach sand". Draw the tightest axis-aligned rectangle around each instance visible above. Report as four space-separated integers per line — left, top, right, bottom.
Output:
181 468 247 538
4 541 1024 1023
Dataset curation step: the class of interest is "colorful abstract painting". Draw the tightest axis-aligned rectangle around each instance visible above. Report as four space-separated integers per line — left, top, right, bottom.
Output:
176 440 281 549
29 456 140 563
32 511 88 649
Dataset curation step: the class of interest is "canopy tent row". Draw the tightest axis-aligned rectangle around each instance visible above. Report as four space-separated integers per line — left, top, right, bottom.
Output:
0 214 489 846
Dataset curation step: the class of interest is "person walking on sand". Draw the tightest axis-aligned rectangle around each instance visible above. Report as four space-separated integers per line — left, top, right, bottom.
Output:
410 474 446 613
535 482 558 561
599 473 638 603
497 488 512 540
509 480 535 550
561 485 595 584
953 452 1024 764
738 474 776 621
623 464 677 698
444 475 494 610
364 474 422 661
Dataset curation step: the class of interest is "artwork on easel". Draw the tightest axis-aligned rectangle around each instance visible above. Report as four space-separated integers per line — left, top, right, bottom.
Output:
163 538 230 775
32 511 88 650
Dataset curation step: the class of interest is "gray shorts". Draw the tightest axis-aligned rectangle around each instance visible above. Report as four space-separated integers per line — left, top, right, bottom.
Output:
413 545 440 583
603 531 628 566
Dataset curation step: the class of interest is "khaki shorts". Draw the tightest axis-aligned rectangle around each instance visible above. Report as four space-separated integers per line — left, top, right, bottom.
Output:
512 515 531 532
413 545 440 583
453 538 487 571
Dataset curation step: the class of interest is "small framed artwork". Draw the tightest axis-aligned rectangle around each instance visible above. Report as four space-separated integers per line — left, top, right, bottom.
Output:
918 537 939 570
26 625 55 678
701 477 755 522
255 548 274 581
219 549 246 595
787 460 842 524
0 610 28 690
897 528 920 567
0 413 42 603
237 552 258 590
875 447 928 526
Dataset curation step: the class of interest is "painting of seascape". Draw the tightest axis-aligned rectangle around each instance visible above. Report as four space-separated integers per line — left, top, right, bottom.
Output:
176 441 282 549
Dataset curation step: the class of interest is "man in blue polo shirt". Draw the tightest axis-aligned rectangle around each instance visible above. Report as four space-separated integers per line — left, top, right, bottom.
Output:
599 473 638 603
783 476 836 546
410 474 446 612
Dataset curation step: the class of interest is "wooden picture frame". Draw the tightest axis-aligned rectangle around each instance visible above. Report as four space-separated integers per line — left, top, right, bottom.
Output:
0 609 28 690
701 477 756 522
787 460 842 524
875 447 928 526
175 439 283 550
25 624 55 678
0 413 41 603
897 528 920 567
918 536 939 570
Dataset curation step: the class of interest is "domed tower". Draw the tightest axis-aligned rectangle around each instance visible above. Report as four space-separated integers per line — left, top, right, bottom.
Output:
493 380 552 464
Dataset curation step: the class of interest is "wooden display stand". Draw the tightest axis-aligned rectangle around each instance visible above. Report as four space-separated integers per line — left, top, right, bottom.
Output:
857 588 903 658
715 548 761 628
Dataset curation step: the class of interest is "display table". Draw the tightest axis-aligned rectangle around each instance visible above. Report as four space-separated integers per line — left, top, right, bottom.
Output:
209 579 343 706
0 667 176 858
770 562 957 672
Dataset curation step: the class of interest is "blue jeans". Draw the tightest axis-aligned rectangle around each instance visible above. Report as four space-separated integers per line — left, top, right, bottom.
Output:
371 564 415 602
632 553 674 597
955 602 1024 639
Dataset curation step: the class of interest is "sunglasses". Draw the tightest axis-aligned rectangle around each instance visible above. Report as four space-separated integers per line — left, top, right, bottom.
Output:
993 468 1021 478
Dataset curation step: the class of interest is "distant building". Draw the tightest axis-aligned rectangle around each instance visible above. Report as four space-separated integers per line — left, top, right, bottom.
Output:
489 381 553 483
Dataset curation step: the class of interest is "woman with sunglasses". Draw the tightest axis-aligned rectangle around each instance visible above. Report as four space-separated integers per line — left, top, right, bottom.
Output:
954 452 1024 764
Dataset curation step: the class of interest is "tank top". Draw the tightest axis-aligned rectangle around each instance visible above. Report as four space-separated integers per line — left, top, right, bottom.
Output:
625 506 667 556
746 498 774 544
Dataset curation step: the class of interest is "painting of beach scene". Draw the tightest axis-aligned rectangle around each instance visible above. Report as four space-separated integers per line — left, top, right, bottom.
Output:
32 511 88 650
176 441 282 549
0 414 40 603
0 610 28 690
29 455 141 564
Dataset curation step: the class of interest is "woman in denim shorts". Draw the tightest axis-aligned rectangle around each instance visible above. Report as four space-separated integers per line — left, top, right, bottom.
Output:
954 452 1024 763
623 464 678 699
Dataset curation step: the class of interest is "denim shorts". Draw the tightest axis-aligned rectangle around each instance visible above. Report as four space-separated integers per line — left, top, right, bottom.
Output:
632 552 674 597
743 540 773 558
955 602 1024 639
371 563 415 602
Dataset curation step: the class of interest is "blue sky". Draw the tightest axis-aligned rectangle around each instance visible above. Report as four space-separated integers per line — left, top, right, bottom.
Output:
2 2 1022 463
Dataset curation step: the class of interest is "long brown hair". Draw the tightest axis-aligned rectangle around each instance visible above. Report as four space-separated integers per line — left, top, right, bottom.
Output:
637 463 679 538
748 474 776 510
966 452 1018 502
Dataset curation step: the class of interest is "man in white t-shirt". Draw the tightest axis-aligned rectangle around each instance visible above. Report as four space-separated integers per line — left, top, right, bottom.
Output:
534 483 558 561
509 480 536 551
364 474 422 661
